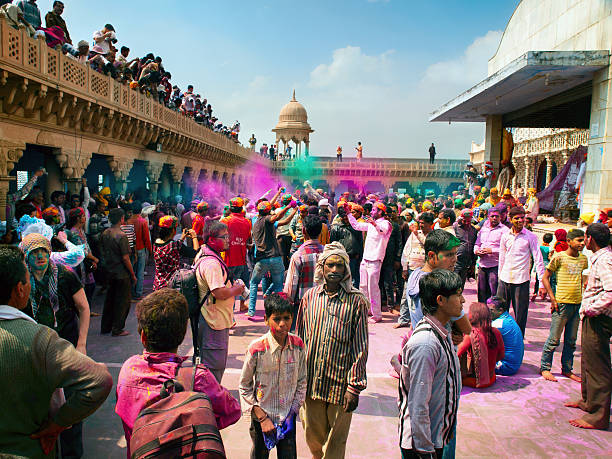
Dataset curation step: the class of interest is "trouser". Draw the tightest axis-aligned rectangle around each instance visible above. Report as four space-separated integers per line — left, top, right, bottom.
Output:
228 264 250 303
540 303 580 373
477 266 498 303
402 448 443 459
248 257 285 315
83 282 95 309
249 412 296 459
429 155 435 164
359 259 383 320
301 397 353 459
380 263 396 307
349 257 360 288
59 385 83 459
277 235 293 269
197 315 229 384
576 315 612 429
496 280 530 336
453 259 471 288
101 277 132 334
397 269 412 326
133 248 148 298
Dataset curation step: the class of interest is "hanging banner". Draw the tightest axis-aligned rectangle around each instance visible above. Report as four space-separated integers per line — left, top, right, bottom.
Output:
537 146 586 213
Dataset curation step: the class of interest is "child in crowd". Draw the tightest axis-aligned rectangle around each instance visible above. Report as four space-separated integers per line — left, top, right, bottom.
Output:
239 293 307 459
115 289 241 456
540 229 588 383
533 233 554 301
399 270 463 457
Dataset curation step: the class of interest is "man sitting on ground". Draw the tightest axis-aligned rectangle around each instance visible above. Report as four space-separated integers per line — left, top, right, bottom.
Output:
488 296 524 376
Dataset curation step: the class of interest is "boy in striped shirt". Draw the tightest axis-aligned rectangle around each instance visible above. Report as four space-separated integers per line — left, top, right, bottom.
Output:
540 228 588 382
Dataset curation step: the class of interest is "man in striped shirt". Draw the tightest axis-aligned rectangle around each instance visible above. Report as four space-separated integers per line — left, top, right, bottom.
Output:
566 223 612 430
284 215 323 330
297 242 369 459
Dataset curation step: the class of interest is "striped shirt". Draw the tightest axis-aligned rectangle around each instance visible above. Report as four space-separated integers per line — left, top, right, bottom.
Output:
120 224 136 248
297 284 369 405
239 332 307 425
580 247 612 318
283 240 324 305
546 252 588 304
399 315 461 452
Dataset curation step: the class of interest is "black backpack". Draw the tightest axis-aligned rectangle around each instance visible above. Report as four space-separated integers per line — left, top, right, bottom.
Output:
169 251 231 361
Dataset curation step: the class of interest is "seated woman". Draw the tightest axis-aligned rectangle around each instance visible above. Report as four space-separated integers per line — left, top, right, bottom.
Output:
152 215 199 290
458 302 505 388
115 289 241 457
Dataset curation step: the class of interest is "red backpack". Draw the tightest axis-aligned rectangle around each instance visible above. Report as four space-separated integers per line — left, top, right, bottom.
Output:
129 366 226 459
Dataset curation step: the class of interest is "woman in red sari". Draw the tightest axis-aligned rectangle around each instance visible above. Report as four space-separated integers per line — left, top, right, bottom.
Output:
458 302 505 388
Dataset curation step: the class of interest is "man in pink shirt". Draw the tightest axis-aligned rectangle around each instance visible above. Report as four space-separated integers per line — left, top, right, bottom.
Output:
497 206 545 336
474 206 509 302
347 201 392 323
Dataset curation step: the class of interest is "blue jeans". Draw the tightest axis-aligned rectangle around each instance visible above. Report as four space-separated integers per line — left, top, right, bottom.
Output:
133 248 148 298
540 302 580 373
248 257 285 315
398 269 412 326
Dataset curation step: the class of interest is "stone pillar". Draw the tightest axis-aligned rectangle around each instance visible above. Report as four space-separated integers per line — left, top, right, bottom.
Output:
146 162 164 202
523 157 531 190
484 115 503 171
169 163 186 197
0 141 25 220
583 66 612 213
545 154 553 188
107 156 134 196
55 149 92 195
305 140 310 157
511 159 518 192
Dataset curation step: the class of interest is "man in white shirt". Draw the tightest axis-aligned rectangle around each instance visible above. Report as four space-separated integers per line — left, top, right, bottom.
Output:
497 206 545 337
347 201 392 323
92 23 116 55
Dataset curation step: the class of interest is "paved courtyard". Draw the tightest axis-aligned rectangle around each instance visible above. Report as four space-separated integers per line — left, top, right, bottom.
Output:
82 272 612 458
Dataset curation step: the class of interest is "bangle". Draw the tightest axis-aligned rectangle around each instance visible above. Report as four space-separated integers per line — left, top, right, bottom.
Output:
256 413 267 423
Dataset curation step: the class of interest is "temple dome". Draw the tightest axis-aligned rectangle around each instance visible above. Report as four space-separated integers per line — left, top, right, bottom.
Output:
274 90 313 131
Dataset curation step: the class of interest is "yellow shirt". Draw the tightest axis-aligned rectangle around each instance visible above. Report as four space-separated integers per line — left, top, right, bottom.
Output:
195 252 234 330
547 251 588 304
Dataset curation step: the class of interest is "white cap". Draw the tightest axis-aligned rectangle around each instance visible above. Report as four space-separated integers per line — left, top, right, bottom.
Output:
318 199 329 207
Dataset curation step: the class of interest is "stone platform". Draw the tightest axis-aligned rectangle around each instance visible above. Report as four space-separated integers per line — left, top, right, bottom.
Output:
82 272 612 458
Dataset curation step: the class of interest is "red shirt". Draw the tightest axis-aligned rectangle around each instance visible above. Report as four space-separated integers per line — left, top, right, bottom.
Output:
222 213 251 267
128 215 152 252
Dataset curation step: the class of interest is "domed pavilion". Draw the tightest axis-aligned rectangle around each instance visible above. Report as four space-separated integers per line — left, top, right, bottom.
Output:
272 90 314 158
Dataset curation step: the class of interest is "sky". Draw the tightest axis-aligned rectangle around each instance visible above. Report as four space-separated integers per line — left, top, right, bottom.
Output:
51 0 521 159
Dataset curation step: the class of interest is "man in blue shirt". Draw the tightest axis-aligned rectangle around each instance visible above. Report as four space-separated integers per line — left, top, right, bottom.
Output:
13 0 41 28
488 296 524 375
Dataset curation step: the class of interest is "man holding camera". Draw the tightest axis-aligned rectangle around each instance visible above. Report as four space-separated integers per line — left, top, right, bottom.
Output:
93 23 116 55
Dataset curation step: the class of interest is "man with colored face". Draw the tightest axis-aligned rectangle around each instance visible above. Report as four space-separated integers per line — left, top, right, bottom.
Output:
474 206 509 303
497 206 546 337
347 201 392 323
20 232 92 457
297 242 368 459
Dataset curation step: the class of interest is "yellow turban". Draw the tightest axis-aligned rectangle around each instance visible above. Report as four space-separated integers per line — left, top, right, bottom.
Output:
580 212 595 225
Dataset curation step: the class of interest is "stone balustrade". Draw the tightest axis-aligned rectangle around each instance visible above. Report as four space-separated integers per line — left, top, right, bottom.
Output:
0 19 254 165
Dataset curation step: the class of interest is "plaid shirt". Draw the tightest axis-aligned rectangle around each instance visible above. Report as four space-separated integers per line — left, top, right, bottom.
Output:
283 240 324 304
297 284 369 405
580 247 612 318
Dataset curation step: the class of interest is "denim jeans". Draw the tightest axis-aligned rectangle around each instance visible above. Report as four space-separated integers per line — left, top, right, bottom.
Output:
349 257 360 288
540 303 580 373
397 269 412 326
248 256 285 315
133 248 148 298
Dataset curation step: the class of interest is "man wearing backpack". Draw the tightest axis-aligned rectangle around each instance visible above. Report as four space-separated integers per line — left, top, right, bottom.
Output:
194 220 244 383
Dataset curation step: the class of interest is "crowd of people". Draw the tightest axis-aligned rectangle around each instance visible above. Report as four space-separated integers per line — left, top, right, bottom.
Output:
1 157 611 458
0 0 240 141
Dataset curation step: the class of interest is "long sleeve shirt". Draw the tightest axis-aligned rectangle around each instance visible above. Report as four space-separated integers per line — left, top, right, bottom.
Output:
45 11 70 43
498 228 545 284
348 213 392 262
129 215 152 252
580 247 612 318
399 315 461 453
283 240 324 305
239 332 307 425
473 221 509 268
401 230 426 271
13 0 41 28
297 284 369 405
0 308 112 458
116 352 241 456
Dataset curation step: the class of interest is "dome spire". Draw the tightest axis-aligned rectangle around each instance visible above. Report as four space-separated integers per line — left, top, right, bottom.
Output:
292 89 296 101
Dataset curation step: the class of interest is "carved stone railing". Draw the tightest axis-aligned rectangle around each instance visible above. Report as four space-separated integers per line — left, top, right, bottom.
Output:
272 157 465 179
0 19 255 166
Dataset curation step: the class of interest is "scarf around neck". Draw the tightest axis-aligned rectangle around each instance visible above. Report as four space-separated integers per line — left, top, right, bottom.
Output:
30 261 59 327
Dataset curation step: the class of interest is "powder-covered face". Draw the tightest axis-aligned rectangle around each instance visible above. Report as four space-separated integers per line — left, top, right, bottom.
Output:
28 248 49 273
324 255 345 284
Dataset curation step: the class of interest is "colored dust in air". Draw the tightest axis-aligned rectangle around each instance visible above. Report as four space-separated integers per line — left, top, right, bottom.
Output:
193 157 316 208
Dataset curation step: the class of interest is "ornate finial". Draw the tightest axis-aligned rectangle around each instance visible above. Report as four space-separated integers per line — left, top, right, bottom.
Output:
292 89 296 101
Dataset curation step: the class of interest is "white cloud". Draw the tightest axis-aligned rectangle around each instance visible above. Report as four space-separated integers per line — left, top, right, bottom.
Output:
217 31 502 160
